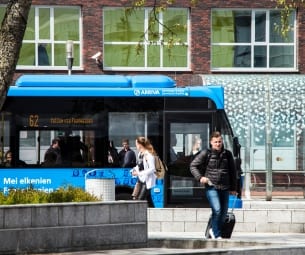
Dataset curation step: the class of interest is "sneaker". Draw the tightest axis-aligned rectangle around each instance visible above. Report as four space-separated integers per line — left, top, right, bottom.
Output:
216 236 222 240
209 228 215 239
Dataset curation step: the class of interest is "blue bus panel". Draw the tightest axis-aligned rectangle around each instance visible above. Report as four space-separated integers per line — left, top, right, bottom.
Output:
0 168 164 208
8 75 224 109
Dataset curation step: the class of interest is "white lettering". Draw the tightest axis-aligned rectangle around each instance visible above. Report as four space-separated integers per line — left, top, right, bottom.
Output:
36 187 53 193
140 89 160 95
2 186 53 194
3 177 17 184
19 177 51 185
134 89 161 96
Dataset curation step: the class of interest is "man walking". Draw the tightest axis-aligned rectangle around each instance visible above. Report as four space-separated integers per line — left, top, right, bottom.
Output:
190 131 236 239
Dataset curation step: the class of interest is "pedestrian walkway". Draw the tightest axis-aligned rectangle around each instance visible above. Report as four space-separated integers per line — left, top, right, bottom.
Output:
39 232 305 255
36 198 305 255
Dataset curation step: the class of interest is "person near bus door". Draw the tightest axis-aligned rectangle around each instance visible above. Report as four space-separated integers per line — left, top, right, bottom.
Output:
43 138 62 167
190 131 237 239
131 136 156 207
118 138 136 168
131 149 144 200
106 140 120 167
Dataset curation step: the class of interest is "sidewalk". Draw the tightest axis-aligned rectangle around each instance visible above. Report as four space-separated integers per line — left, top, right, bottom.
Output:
40 232 305 255
37 197 305 255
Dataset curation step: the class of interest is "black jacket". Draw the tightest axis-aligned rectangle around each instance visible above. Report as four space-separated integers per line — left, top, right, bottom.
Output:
118 148 136 168
190 148 236 191
44 146 62 166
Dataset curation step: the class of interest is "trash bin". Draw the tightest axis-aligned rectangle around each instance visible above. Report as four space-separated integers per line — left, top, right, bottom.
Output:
85 169 115 201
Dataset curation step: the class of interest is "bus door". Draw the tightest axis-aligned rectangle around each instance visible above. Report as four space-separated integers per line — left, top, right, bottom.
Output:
164 112 212 207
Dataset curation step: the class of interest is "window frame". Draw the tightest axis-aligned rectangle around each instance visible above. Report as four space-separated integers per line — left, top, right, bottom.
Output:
103 7 191 72
12 5 83 71
210 8 297 72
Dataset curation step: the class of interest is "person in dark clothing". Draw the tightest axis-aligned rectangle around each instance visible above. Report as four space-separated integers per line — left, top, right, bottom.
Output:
3 150 26 167
106 140 120 167
71 135 87 164
118 138 136 168
169 133 178 164
43 138 62 167
3 150 13 167
131 151 144 199
190 131 236 239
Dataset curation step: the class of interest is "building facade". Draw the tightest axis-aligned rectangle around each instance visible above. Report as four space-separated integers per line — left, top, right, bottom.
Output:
1 0 305 195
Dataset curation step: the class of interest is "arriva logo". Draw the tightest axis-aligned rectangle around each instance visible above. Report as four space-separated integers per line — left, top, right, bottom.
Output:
134 89 161 96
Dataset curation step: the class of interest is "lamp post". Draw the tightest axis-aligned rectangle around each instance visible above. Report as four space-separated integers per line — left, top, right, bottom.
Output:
66 40 74 75
265 76 273 201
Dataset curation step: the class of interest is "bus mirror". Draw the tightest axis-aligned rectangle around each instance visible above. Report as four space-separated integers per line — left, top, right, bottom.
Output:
233 137 241 158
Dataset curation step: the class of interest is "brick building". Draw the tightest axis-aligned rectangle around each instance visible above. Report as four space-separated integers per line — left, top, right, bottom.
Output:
1 0 305 196
7 0 303 82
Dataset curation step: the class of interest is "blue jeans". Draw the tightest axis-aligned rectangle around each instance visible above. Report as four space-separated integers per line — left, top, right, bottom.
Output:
205 187 229 238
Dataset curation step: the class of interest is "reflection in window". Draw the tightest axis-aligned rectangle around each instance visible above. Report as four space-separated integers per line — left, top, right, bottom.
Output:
211 9 296 71
255 11 266 42
103 7 189 71
0 6 82 69
170 123 209 158
38 44 50 66
18 130 97 166
108 112 159 151
20 131 36 147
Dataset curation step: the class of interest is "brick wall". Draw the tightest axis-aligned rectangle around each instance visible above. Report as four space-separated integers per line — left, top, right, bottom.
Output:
20 0 304 86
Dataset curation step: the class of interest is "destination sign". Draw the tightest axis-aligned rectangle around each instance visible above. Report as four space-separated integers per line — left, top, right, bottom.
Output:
21 114 97 128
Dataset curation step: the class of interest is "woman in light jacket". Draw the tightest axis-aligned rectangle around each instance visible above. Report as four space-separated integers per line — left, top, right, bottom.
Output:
131 136 156 207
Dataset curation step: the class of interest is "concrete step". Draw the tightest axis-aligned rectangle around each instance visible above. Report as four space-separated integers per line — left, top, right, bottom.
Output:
148 199 305 234
243 198 305 209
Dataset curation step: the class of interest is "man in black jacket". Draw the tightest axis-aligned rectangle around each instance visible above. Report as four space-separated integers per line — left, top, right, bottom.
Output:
118 139 136 168
190 131 236 239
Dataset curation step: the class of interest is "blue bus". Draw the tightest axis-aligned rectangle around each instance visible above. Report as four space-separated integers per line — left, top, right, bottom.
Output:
0 74 240 208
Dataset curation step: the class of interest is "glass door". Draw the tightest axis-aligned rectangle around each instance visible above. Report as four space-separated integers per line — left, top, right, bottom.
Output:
164 112 212 207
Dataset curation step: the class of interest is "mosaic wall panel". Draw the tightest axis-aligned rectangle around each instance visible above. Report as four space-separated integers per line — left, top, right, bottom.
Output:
201 74 305 172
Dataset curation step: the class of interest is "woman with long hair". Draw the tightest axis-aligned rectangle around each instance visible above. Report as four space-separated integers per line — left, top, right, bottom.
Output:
131 136 157 207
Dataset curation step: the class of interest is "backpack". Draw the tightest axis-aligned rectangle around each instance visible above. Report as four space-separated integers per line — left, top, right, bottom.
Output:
154 155 168 179
190 149 211 176
203 149 211 170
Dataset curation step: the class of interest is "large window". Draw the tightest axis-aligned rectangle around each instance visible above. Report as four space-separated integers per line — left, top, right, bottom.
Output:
103 7 190 71
211 9 296 72
0 6 82 70
108 112 160 150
